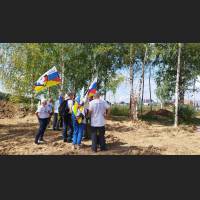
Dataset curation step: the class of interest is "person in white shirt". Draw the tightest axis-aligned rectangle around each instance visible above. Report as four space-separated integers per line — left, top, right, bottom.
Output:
53 98 60 130
47 98 54 127
89 92 110 152
35 99 50 144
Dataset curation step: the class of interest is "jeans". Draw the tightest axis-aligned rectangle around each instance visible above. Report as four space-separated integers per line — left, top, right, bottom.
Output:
73 123 84 145
82 123 86 139
35 118 48 143
90 126 106 152
53 113 59 130
62 114 73 142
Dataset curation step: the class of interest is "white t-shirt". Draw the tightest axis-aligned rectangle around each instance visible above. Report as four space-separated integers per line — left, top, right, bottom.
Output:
89 99 110 127
54 100 60 113
47 102 53 113
36 105 50 119
67 99 74 114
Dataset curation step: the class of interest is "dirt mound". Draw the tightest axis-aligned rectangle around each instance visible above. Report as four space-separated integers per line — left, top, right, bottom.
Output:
0 100 17 119
0 100 30 119
147 109 173 117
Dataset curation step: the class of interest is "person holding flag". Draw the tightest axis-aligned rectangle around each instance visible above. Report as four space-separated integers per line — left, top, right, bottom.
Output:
71 96 86 150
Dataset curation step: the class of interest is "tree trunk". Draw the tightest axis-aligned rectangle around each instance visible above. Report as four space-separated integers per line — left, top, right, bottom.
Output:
129 44 135 120
193 78 196 107
174 43 182 127
179 89 185 104
140 46 148 115
61 48 64 92
149 65 152 111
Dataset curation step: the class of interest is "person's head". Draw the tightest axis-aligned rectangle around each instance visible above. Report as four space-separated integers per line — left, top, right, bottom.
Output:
67 92 75 100
64 94 69 100
93 92 101 99
41 99 47 106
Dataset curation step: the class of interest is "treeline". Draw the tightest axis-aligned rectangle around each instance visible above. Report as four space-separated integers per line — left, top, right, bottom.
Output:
1 43 200 123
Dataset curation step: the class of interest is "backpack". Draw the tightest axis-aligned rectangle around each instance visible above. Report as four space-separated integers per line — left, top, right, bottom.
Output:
59 100 70 117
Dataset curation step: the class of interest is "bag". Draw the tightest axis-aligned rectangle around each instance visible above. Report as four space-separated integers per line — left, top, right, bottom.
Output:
59 100 70 117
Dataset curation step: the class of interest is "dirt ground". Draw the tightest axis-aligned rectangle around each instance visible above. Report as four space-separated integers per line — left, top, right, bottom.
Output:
1 114 200 155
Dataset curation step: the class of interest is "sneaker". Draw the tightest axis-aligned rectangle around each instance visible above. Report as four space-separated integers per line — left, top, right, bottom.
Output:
77 145 81 150
91 149 97 153
71 145 76 150
38 140 44 144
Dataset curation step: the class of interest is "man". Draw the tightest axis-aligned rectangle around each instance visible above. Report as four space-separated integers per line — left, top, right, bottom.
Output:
58 94 64 128
35 99 50 144
88 92 110 152
47 98 54 127
53 97 60 131
59 92 75 142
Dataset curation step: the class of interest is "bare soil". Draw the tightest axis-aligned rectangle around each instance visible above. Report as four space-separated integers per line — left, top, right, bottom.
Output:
0 114 200 155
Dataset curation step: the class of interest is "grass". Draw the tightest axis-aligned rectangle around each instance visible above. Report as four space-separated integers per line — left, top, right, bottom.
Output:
110 104 130 117
110 104 200 126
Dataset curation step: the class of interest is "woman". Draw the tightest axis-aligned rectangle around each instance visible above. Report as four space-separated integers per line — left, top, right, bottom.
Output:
35 99 50 144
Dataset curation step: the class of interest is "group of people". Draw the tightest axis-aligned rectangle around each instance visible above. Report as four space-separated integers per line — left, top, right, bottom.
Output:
35 92 110 152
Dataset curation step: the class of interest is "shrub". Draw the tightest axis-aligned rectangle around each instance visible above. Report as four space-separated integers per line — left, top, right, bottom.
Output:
9 95 30 104
110 104 129 117
176 104 197 121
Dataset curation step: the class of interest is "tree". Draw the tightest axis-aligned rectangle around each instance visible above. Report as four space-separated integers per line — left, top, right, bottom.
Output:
156 83 171 109
174 43 182 127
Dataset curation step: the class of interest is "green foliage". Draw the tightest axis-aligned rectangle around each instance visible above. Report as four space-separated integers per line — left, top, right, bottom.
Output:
156 83 172 103
176 104 197 121
106 75 125 95
9 95 31 104
110 104 129 116
0 92 10 100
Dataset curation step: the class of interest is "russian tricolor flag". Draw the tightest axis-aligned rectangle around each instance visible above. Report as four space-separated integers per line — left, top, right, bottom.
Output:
34 66 61 93
87 77 97 97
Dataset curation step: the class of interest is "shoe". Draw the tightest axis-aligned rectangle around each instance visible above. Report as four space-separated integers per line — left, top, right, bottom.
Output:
91 149 97 153
63 139 67 142
53 128 56 131
71 145 76 150
34 141 39 145
77 145 81 150
38 140 44 144
100 148 107 151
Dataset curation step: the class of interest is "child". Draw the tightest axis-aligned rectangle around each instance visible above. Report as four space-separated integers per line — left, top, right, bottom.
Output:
72 97 86 150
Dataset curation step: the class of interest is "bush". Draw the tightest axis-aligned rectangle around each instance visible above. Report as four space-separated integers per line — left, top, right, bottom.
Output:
9 95 31 104
176 104 197 121
110 104 129 117
0 92 10 100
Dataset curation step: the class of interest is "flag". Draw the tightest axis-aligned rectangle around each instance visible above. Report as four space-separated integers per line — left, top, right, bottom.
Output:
87 77 97 98
34 67 61 93
72 95 83 124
